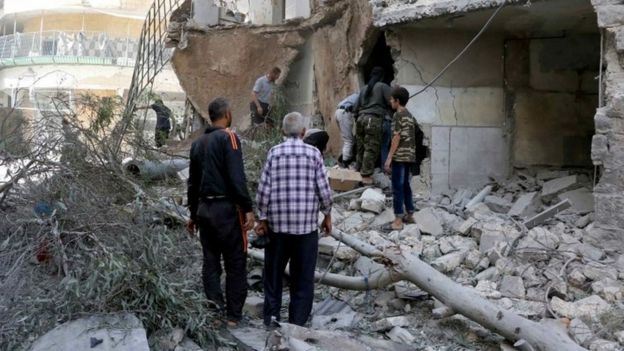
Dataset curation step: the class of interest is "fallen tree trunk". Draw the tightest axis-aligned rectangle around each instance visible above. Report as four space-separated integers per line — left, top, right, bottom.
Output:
248 249 401 290
331 231 585 351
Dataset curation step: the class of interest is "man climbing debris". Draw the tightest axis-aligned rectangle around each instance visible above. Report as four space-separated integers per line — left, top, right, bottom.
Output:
250 67 281 127
136 97 173 147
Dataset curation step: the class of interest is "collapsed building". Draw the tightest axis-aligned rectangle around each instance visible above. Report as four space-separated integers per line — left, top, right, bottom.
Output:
168 0 624 248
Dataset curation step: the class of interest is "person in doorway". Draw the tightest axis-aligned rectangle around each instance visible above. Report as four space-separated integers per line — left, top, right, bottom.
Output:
334 92 359 167
255 112 333 327
186 97 255 327
383 86 418 231
354 66 392 185
136 97 173 147
250 67 281 127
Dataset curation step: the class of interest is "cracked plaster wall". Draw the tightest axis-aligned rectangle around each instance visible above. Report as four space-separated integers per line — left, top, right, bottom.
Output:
387 28 509 192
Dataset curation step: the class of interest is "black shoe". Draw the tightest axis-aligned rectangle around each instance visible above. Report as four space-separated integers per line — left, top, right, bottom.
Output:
337 154 345 168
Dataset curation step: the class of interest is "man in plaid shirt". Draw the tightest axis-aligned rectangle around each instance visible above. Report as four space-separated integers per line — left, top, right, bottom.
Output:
255 112 333 327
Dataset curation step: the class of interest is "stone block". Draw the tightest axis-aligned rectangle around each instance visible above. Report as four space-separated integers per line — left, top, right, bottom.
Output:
463 249 483 269
438 235 477 254
591 278 624 302
595 4 624 27
583 263 619 281
569 318 593 347
370 316 411 332
551 295 610 322
589 339 621 351
386 326 415 344
360 188 386 214
592 134 609 164
558 187 595 214
475 267 501 282
500 275 525 299
431 251 465 273
523 199 571 229
541 175 579 200
484 195 512 213
507 192 539 217
475 280 501 299
413 207 444 236
243 296 264 318
453 217 477 235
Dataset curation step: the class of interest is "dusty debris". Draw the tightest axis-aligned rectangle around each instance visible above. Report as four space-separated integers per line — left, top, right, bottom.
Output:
413 207 443 236
359 188 386 214
30 313 149 351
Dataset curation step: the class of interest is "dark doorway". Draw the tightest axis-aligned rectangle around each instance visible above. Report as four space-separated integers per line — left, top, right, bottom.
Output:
362 32 395 84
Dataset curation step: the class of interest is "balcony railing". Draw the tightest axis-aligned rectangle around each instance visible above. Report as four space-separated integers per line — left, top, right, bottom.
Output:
0 30 145 68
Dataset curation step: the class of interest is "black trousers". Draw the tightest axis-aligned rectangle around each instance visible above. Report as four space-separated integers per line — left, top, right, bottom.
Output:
249 101 272 126
263 230 318 326
196 200 247 321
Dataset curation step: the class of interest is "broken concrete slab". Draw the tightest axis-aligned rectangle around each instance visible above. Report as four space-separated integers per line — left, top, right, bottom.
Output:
30 313 149 351
591 278 624 302
575 213 593 228
372 208 396 226
523 199 571 229
537 170 569 181
413 207 443 236
500 275 526 299
431 251 465 273
484 195 512 213
354 256 386 276
551 295 611 322
370 316 411 332
386 326 416 344
577 243 605 261
438 235 477 254
452 189 473 207
558 187 595 214
453 217 477 235
360 188 386 214
583 263 620 281
507 192 539 217
398 224 421 241
311 302 358 330
615 330 624 345
541 175 579 200
463 249 483 270
475 280 502 299
475 267 501 282
568 318 593 347
229 326 270 351
589 339 621 351
243 296 264 319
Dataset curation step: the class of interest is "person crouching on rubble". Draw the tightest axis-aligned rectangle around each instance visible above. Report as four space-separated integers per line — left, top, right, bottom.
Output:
303 128 330 156
383 86 418 231
186 97 255 327
255 112 333 327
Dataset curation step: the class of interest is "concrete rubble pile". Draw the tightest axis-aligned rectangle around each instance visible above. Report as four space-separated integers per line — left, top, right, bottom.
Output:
239 168 624 351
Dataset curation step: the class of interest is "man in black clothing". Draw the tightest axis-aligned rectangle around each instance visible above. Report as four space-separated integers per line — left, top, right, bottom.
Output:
186 97 255 327
136 98 172 147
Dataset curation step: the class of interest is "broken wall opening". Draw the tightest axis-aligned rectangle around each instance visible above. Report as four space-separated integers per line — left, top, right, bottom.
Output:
389 0 599 193
361 32 395 84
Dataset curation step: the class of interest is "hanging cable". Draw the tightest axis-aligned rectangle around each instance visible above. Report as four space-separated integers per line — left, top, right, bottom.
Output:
410 2 507 98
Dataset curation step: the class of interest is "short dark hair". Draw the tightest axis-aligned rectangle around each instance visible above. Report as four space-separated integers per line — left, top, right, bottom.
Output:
208 97 229 122
271 67 281 75
391 86 410 106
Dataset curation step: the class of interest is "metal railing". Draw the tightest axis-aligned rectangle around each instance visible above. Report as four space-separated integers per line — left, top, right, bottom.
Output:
122 0 182 120
0 30 139 67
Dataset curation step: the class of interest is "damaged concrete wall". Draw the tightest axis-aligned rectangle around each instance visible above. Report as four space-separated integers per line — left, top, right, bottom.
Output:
171 26 305 130
387 28 509 192
507 35 599 168
171 0 373 153
590 0 624 240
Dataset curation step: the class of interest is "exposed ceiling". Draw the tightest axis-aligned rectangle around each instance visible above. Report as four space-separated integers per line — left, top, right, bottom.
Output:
404 0 598 35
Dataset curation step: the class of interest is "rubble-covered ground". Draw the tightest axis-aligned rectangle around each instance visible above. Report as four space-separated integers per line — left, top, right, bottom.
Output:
259 167 622 351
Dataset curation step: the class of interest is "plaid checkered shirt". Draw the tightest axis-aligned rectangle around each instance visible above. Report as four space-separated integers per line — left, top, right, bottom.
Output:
256 137 333 235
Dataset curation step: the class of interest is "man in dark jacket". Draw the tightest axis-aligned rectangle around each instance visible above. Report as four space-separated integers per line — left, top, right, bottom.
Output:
136 97 172 147
186 97 255 327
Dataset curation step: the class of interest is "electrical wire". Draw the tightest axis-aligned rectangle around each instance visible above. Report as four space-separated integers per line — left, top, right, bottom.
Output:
409 2 507 98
